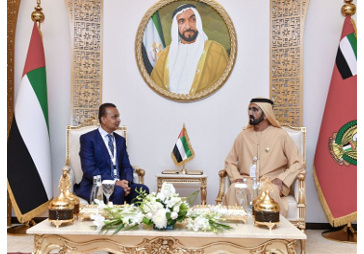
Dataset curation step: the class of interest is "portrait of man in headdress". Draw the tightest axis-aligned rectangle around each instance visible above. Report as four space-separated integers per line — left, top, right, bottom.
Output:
149 3 230 95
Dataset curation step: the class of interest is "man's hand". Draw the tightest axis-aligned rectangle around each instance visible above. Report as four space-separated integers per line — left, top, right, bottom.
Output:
271 178 283 192
115 179 131 196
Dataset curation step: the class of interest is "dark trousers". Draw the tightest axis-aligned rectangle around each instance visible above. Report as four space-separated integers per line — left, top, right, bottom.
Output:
109 183 149 205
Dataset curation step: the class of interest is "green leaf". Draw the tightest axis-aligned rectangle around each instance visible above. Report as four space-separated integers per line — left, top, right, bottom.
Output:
113 224 125 235
143 217 152 225
184 190 199 206
124 224 139 231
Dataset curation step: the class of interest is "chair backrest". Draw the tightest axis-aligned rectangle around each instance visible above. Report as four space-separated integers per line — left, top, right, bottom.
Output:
66 119 127 185
281 124 306 169
280 124 306 196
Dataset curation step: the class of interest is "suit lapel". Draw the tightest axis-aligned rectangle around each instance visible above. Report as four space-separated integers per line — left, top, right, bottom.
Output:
114 134 123 179
115 134 122 163
94 130 112 168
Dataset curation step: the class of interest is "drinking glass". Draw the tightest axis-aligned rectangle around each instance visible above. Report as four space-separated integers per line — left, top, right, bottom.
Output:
235 184 244 206
102 180 115 205
235 182 251 215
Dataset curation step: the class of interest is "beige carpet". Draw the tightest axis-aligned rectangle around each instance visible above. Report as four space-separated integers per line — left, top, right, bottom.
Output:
7 229 357 253
304 229 357 254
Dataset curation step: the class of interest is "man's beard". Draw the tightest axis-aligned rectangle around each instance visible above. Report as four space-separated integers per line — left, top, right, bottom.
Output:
179 29 199 42
249 113 265 125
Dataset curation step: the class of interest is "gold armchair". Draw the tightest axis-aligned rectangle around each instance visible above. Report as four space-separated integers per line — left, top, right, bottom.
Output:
215 125 307 253
65 119 145 204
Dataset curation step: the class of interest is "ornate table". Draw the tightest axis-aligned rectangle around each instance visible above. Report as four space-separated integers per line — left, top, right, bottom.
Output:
27 215 306 253
156 172 207 205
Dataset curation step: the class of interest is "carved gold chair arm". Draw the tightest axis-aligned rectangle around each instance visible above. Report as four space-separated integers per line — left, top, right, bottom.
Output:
215 169 228 205
296 170 306 231
133 166 145 185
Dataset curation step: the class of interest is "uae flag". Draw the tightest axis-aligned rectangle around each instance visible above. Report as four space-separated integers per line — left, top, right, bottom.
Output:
142 11 166 74
7 23 53 223
313 16 357 227
171 125 195 166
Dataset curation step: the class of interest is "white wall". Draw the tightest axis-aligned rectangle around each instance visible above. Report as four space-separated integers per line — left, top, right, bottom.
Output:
13 0 357 223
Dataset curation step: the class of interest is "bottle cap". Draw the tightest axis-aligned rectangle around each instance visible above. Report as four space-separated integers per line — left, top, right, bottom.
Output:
235 183 247 188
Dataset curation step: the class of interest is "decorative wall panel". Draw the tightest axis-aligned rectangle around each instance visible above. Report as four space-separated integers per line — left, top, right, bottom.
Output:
7 0 21 227
65 0 103 125
270 0 310 126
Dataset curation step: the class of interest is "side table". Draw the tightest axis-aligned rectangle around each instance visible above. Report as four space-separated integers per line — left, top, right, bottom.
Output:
156 172 207 205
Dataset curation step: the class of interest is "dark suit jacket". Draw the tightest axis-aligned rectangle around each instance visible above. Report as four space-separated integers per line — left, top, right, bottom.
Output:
74 129 134 201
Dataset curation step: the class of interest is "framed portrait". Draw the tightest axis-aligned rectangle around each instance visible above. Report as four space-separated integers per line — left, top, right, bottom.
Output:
135 0 237 102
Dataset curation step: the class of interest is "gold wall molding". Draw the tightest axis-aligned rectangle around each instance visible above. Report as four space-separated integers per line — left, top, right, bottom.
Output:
7 0 20 139
7 0 21 227
270 0 310 126
65 0 103 125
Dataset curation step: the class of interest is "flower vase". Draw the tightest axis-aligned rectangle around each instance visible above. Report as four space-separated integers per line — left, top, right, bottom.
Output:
153 223 175 230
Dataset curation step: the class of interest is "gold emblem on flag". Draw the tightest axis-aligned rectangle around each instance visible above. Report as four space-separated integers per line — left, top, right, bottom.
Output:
329 120 357 166
151 42 162 62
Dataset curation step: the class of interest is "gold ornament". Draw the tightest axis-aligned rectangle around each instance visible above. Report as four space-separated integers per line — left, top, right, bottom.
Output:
342 0 356 17
62 166 80 215
48 167 75 228
253 179 280 230
31 0 45 24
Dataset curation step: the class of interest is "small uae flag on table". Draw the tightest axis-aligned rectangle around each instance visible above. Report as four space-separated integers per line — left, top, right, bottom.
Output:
171 125 195 170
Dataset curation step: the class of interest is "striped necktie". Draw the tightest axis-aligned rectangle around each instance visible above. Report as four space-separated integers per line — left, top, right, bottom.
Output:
107 134 114 157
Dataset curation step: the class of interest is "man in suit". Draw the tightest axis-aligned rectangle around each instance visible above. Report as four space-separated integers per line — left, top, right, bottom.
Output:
74 103 149 204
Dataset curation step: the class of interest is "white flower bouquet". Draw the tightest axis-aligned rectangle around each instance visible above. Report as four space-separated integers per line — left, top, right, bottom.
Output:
90 183 233 233
135 182 190 229
91 201 144 234
186 205 233 233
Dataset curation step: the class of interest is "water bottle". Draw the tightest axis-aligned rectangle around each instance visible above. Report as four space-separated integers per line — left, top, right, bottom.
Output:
251 177 259 215
89 176 98 204
95 175 104 203
235 178 250 214
242 178 251 215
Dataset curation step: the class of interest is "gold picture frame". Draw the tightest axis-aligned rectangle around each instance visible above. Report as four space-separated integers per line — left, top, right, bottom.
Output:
135 0 237 102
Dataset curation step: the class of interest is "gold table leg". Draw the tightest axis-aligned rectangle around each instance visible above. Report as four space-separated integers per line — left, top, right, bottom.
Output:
157 176 207 205
200 177 207 205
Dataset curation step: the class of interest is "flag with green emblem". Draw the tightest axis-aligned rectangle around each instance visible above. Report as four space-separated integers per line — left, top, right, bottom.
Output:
142 11 166 74
313 16 357 227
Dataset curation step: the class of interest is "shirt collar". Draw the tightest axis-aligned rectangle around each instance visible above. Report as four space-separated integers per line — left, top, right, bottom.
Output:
98 126 113 138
